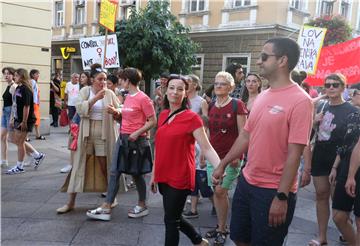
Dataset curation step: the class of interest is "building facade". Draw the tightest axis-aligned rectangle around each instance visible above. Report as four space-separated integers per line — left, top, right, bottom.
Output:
51 0 360 85
1 0 52 134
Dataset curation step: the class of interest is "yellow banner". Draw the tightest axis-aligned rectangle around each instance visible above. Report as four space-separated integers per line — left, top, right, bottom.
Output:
99 0 118 32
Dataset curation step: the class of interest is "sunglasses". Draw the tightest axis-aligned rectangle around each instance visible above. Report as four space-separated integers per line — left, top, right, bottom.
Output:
214 82 229 87
324 83 341 89
259 53 278 62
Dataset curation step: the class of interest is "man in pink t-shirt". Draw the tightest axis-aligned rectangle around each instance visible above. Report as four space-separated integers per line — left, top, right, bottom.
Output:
213 38 313 246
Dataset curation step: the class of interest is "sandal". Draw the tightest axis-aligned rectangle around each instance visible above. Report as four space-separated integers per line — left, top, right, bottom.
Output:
86 207 111 221
36 135 46 140
214 231 227 246
308 239 327 246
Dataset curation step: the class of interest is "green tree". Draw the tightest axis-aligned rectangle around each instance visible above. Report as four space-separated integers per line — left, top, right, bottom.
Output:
101 1 199 94
305 15 352 46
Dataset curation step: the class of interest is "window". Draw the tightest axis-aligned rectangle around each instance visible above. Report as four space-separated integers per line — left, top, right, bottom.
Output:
222 54 251 76
74 0 85 25
52 58 63 74
95 0 101 21
320 0 334 16
189 0 205 12
54 1 64 27
191 54 204 82
340 0 350 19
233 0 251 7
291 0 305 10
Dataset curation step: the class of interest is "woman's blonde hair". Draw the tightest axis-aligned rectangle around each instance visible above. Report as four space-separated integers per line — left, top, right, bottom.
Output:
215 71 235 92
15 68 32 92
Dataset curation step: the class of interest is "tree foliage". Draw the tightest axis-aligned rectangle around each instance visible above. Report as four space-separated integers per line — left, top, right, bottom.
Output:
100 1 199 92
305 15 352 46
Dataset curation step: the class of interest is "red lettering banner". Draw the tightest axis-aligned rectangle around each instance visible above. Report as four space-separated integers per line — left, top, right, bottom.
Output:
305 36 360 86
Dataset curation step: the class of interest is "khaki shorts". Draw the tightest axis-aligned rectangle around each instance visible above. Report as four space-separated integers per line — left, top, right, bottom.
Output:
86 120 106 156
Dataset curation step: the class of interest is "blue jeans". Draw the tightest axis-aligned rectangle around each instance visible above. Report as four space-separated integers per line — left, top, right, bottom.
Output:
230 175 297 246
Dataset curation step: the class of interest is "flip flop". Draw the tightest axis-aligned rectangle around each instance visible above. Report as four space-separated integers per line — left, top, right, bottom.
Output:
308 239 327 246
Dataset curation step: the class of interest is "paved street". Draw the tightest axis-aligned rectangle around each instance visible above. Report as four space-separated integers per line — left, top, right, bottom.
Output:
1 126 347 245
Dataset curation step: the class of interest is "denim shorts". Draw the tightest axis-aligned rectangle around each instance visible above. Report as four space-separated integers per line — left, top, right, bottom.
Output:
191 170 213 198
230 175 297 246
1 106 12 130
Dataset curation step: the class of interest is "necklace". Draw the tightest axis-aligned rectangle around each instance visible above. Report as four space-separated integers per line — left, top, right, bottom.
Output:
216 96 231 108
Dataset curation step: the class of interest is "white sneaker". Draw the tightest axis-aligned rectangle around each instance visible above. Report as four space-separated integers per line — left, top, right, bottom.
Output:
60 164 72 173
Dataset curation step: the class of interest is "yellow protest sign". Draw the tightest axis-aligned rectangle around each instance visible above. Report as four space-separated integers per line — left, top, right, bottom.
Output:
99 0 118 32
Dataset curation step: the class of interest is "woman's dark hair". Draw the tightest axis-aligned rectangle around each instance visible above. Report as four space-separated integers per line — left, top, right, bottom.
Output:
122 67 142 86
2 67 15 75
163 74 190 110
107 74 118 85
80 71 91 87
241 73 262 104
115 68 125 79
265 38 300 71
291 70 307 85
90 63 107 78
325 73 347 87
30 69 40 79
225 63 242 82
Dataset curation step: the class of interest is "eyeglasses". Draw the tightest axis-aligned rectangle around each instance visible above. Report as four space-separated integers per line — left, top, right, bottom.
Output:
259 53 278 62
324 82 341 89
214 82 229 87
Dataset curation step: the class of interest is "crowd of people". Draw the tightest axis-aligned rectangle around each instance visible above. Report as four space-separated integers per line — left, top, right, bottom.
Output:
2 37 360 246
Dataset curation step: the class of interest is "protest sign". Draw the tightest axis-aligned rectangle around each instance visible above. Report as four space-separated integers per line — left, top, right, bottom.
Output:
99 0 118 32
296 25 327 75
79 34 120 70
306 36 360 86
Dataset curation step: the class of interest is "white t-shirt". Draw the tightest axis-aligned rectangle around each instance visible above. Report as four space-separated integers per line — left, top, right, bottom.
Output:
65 82 80 106
89 90 104 120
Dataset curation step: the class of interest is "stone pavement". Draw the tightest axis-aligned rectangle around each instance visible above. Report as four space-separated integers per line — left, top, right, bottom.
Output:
1 126 347 245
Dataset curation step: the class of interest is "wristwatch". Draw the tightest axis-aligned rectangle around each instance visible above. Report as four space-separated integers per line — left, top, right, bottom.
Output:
276 192 288 201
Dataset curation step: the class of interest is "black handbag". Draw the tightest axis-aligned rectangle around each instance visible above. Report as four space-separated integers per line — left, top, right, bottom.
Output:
118 136 153 175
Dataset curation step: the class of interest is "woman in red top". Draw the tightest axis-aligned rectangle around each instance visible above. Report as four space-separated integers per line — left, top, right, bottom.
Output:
150 75 220 246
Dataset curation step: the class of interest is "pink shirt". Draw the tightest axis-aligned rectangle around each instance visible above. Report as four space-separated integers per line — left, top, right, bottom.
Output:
121 91 155 135
243 83 313 192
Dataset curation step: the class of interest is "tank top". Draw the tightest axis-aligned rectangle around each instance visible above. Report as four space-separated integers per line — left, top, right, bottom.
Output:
2 84 13 107
89 90 104 120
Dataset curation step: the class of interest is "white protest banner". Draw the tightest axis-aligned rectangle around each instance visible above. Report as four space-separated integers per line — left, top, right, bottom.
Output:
79 34 120 70
296 25 327 75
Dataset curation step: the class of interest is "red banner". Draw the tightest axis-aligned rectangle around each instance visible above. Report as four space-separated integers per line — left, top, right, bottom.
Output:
305 36 360 86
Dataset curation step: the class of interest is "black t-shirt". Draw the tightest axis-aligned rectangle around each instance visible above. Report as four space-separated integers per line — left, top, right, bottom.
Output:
315 101 358 147
350 83 360 90
14 84 36 123
2 84 13 107
336 110 360 182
